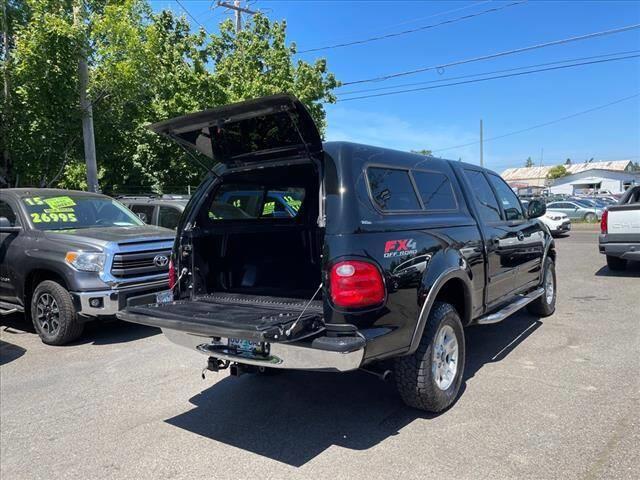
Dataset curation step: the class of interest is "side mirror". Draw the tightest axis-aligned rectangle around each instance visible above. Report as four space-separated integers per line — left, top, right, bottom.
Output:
527 199 546 219
0 216 22 233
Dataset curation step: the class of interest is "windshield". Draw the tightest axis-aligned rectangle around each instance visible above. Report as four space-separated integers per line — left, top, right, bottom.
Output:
21 194 144 231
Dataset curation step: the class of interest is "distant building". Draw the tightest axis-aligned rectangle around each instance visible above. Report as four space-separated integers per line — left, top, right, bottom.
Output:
548 169 640 195
501 160 636 189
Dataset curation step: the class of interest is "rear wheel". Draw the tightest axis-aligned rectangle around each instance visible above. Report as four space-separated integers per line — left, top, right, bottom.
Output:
584 212 597 222
31 280 84 345
394 302 465 412
606 255 627 271
528 257 556 317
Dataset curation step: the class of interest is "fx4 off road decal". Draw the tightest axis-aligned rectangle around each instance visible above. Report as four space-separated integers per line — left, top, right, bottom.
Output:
384 239 418 258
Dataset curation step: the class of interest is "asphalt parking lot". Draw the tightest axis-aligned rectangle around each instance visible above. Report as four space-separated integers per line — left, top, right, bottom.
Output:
1 230 638 480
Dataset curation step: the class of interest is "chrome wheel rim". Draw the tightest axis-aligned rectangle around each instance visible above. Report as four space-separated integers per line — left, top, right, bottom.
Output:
545 265 555 305
36 293 60 336
432 324 458 390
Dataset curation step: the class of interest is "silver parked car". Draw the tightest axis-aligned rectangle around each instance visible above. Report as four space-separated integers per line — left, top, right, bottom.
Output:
545 200 603 221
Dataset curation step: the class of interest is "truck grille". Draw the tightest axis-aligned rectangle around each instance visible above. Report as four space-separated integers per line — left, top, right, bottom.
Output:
111 249 172 278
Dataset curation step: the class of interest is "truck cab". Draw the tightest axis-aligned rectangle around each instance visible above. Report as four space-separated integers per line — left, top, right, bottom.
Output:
117 94 556 412
0 189 175 345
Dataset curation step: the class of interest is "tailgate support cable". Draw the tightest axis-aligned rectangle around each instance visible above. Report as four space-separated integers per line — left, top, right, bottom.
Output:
285 283 323 338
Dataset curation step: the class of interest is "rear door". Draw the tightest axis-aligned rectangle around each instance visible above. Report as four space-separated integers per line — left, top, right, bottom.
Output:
148 95 322 167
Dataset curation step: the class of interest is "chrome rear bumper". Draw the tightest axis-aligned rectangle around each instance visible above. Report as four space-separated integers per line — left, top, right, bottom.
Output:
162 329 365 373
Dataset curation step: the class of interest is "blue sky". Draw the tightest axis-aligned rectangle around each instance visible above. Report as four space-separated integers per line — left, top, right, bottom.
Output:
151 0 640 172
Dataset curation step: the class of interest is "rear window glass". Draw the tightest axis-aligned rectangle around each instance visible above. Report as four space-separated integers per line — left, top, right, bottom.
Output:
180 111 304 160
367 167 420 211
208 185 305 220
412 171 457 211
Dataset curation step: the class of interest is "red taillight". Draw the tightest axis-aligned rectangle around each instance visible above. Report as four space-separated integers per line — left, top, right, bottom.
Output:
168 258 176 289
601 209 608 234
329 260 385 308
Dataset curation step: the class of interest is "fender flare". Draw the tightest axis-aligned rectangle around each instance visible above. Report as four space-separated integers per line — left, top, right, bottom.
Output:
540 236 556 285
406 267 473 355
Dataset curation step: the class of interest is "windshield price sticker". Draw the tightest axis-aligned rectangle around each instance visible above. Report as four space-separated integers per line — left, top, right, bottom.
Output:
31 212 77 223
283 195 301 212
24 196 79 224
43 196 76 210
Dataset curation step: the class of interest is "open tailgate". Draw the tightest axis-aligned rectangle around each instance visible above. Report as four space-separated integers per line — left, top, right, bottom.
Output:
118 293 324 342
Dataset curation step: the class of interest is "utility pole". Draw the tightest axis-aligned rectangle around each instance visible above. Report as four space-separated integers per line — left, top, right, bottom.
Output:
217 0 257 33
2 0 10 184
73 2 99 192
479 119 484 167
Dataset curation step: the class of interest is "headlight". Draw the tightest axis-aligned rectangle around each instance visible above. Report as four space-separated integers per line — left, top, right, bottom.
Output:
549 215 561 221
65 251 106 272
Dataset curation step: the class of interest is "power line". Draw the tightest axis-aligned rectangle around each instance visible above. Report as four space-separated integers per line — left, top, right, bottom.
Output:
339 49 640 96
431 93 640 153
297 1 494 52
175 0 210 33
363 1 493 34
298 1 526 54
341 23 640 86
337 54 640 102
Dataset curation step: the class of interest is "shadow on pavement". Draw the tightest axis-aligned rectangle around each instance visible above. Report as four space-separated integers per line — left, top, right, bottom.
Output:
165 311 543 467
0 313 160 346
595 261 640 277
74 320 160 346
0 339 27 365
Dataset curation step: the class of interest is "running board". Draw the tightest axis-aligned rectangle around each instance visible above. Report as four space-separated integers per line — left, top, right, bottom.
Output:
474 288 544 325
0 301 24 316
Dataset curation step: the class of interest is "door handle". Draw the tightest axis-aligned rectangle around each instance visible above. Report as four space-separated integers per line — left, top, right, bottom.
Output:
517 231 525 241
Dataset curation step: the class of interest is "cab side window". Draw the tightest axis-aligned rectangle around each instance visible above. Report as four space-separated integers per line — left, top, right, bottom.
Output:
367 167 420 211
412 171 458 211
488 173 524 221
0 200 19 226
158 206 182 230
129 204 155 224
463 169 501 222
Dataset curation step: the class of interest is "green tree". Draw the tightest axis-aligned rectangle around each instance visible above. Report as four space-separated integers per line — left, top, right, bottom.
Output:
3 0 83 187
411 149 432 156
525 157 534 167
3 2 339 192
547 165 568 180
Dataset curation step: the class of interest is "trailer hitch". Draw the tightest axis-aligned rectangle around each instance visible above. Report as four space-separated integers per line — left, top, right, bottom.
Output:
201 357 230 379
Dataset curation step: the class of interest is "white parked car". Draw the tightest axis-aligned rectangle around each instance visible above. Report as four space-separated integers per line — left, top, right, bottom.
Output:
522 199 571 236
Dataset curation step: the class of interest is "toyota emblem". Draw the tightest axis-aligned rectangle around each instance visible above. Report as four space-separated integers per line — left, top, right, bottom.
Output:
153 255 169 268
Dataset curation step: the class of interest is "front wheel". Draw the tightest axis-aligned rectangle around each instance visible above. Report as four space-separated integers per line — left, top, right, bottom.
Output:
527 257 556 316
394 302 465 412
31 280 84 345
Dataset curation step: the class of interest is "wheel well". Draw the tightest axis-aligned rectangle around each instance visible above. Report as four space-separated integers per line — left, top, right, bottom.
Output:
24 270 67 306
434 277 471 326
548 245 557 262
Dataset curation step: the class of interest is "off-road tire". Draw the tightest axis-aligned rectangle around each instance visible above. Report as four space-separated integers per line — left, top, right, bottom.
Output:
527 257 556 316
394 302 465 412
606 255 627 271
31 280 84 345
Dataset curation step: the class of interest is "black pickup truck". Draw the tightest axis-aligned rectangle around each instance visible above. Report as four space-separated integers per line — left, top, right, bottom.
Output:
0 189 174 345
118 95 556 412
